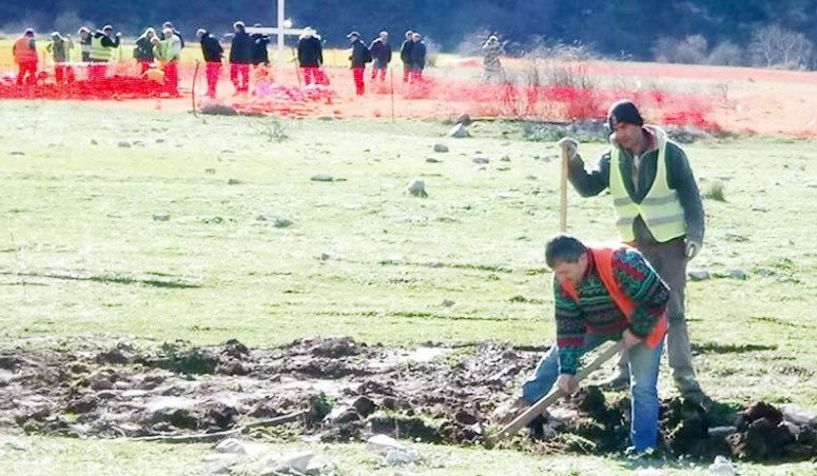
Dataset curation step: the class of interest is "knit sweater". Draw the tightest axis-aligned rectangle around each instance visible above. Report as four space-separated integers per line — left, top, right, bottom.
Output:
554 247 669 375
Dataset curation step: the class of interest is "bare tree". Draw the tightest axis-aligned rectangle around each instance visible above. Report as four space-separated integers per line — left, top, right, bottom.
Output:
749 24 813 70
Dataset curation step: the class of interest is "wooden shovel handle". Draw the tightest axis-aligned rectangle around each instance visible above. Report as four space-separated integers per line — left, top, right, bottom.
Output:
493 341 623 442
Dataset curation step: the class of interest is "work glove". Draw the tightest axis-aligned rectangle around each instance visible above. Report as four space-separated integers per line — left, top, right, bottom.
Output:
556 137 578 161
686 240 702 260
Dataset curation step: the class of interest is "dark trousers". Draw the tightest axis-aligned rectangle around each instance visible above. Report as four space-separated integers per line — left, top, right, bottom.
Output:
205 62 221 98
352 67 365 95
230 63 250 93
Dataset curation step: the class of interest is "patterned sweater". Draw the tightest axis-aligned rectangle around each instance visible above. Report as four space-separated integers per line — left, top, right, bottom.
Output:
554 247 669 375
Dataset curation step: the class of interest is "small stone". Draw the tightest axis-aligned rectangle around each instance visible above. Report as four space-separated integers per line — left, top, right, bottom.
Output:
497 166 511 172
456 113 472 126
90 139 98 145
215 438 247 455
426 157 443 163
472 157 490 164
273 218 293 229
319 253 331 261
9 151 25 156
406 178 428 198
728 269 747 280
118 141 132 148
433 144 449 153
688 270 711 281
500 155 511 162
751 204 769 212
152 212 170 222
205 168 216 174
442 299 455 307
352 396 377 418
806 182 817 189
448 123 470 138
311 174 334 182
156 138 166 143
227 178 241 185
133 140 146 147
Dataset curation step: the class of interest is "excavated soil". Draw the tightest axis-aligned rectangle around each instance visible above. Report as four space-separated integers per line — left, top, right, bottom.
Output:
1 336 815 461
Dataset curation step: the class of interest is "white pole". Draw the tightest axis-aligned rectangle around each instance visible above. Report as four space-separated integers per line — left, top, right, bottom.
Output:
277 0 286 69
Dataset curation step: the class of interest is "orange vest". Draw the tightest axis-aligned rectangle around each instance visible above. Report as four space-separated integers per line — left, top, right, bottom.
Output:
14 36 37 63
560 247 667 349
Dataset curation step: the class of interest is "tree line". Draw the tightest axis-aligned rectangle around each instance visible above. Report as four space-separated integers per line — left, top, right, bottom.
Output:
3 0 817 69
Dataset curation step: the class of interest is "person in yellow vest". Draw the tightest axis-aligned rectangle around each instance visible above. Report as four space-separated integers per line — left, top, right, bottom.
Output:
89 25 121 80
152 27 182 96
557 100 709 406
12 29 38 86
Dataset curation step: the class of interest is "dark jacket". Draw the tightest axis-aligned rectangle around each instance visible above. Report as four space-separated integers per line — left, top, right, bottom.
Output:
94 31 120 48
400 39 413 64
133 36 154 62
251 33 270 65
369 38 392 63
160 29 185 49
410 41 427 69
200 32 223 62
230 31 254 64
567 125 705 245
349 39 371 68
297 36 323 67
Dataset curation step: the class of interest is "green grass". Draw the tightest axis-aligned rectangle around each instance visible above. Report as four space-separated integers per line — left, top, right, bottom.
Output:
2 101 817 474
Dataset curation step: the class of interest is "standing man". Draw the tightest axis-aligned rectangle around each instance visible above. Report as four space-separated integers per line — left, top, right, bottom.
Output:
297 27 323 85
161 22 185 49
78 27 92 63
89 25 121 80
197 29 223 99
399 30 413 83
134 28 157 76
12 29 38 86
557 100 709 406
369 31 391 81
46 32 75 84
153 27 182 96
409 32 427 83
503 234 669 452
347 31 371 96
482 34 505 82
229 21 253 95
250 24 271 66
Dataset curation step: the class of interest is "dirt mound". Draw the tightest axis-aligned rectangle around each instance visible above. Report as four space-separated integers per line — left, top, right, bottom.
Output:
1 337 815 462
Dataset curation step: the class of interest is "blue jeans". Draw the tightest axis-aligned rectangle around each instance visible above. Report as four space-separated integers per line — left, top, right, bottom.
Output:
521 335 664 450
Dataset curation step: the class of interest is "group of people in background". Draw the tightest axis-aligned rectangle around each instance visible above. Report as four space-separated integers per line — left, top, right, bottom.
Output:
10 23 432 99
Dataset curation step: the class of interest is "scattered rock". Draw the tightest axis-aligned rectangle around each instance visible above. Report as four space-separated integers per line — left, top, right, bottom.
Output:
472 157 490 165
709 455 738 476
9 151 25 156
366 434 406 455
65 395 99 414
385 448 420 466
688 270 711 281
311 174 334 182
455 114 472 126
433 144 449 153
117 141 131 148
227 178 241 185
441 299 455 307
728 269 747 280
426 157 443 163
205 168 216 174
751 204 769 213
806 182 817 189
152 212 170 222
90 139 98 145
352 396 377 418
406 178 428 198
256 214 293 228
448 123 470 138
500 155 511 162
214 438 247 455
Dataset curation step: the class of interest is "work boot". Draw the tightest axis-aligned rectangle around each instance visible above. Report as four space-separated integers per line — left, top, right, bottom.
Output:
599 370 630 391
675 375 713 411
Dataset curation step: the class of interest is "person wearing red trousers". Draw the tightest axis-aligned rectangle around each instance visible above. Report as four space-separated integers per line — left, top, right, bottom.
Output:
13 29 38 86
347 31 371 96
229 21 253 95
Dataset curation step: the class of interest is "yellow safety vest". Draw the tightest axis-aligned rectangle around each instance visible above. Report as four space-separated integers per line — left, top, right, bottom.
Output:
609 142 686 242
90 35 112 61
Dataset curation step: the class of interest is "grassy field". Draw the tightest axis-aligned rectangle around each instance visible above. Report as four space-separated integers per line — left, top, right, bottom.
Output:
2 100 817 474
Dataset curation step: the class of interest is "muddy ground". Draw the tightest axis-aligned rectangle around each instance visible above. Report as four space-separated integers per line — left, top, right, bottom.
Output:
1 336 815 462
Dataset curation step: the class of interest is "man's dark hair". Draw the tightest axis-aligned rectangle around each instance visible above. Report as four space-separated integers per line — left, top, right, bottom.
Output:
545 234 587 268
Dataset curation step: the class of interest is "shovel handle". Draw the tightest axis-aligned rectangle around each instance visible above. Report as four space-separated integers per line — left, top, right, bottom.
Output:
493 341 623 442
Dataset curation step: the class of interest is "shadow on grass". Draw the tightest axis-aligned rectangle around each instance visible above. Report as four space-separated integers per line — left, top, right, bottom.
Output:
692 342 778 354
0 271 201 289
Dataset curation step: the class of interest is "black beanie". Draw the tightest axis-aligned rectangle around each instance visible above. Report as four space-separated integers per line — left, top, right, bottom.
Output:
607 100 644 129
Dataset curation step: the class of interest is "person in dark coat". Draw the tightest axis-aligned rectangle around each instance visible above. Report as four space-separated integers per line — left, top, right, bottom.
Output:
250 23 270 66
197 29 223 98
297 27 324 85
399 30 413 82
368 31 391 81
229 21 253 94
133 27 157 75
409 32 427 83
347 31 371 95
